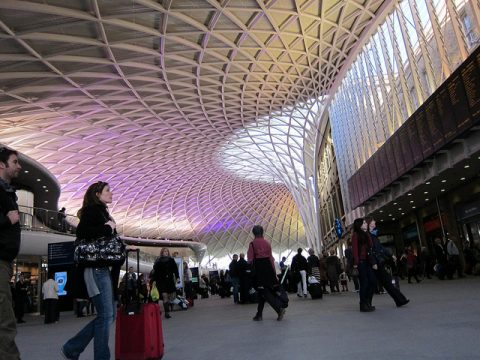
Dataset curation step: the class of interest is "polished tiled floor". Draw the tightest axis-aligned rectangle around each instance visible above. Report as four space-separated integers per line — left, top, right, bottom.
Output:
16 276 480 359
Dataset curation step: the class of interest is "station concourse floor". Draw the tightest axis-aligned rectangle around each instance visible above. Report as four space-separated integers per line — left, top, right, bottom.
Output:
17 276 480 360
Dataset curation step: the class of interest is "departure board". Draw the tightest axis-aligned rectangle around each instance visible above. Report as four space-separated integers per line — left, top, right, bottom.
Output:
366 159 375 199
379 146 392 186
463 53 480 121
369 155 379 194
391 134 406 175
373 153 386 189
398 124 414 170
435 84 458 141
424 98 444 151
448 72 472 132
406 119 423 165
345 45 480 209
414 108 434 158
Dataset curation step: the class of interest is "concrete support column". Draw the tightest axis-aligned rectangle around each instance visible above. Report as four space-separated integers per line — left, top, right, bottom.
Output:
414 210 427 249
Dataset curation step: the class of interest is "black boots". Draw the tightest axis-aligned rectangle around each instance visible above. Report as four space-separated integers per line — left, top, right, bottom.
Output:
252 313 262 321
360 303 375 312
163 303 171 319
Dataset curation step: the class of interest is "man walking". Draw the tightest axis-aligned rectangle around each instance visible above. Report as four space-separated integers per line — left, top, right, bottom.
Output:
229 254 240 303
0 146 22 360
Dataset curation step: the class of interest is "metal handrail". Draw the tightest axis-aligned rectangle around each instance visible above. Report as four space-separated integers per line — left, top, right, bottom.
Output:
18 205 77 235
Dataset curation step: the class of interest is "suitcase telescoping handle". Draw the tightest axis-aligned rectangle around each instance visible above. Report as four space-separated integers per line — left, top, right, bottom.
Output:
124 248 141 314
280 265 289 285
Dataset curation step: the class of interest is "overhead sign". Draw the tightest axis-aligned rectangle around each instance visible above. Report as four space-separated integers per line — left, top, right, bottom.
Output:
48 241 75 267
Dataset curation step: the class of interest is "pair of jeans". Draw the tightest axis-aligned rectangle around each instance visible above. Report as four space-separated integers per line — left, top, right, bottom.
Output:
358 261 376 306
231 277 240 303
63 268 115 360
0 260 20 360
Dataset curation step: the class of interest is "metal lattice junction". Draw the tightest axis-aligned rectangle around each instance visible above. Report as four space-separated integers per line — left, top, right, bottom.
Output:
0 0 385 259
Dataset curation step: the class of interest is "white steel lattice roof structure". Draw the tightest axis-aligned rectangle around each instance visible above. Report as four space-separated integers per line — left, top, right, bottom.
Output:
0 0 386 259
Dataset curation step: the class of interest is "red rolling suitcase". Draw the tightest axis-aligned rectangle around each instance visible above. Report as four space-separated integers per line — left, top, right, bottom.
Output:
115 249 164 360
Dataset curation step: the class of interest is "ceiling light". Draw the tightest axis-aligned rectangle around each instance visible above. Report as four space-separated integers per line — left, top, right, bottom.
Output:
425 198 429 201
393 202 397 205
389 214 392 217
464 165 470 168
401 212 405 215
45 190 49 192
412 206 416 209
441 189 445 192
398 208 402 210
460 177 466 181
36 178 41 182
424 191 428 194
42 185 46 189
426 181 430 185
392 217 396 220
44 200 48 203
407 193 412 196
410 200 414 203
379 210 383 213
24 170 29 173
441 179 446 183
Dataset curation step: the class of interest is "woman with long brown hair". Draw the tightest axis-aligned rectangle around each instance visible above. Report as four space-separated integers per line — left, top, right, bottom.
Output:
352 218 377 312
62 181 122 360
152 248 179 319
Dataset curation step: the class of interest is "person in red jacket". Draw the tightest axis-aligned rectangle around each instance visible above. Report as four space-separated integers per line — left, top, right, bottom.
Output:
247 225 286 321
352 218 377 312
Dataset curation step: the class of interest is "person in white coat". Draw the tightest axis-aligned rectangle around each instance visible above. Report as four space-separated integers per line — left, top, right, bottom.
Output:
42 272 58 324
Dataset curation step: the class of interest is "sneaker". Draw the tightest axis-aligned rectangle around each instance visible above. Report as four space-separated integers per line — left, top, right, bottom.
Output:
277 308 286 321
397 299 410 307
61 346 77 360
252 314 262 321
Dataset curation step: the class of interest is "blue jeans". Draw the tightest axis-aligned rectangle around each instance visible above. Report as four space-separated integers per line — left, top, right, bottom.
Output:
231 277 240 303
63 268 115 360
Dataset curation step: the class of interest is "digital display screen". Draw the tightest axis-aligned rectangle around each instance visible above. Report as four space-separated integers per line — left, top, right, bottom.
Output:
55 272 67 296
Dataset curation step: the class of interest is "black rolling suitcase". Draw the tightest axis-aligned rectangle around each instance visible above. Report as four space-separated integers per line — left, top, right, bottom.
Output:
308 283 323 299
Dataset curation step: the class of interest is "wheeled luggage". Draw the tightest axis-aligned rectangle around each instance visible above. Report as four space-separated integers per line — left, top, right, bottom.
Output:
274 266 289 307
308 283 323 299
115 303 164 360
115 249 164 360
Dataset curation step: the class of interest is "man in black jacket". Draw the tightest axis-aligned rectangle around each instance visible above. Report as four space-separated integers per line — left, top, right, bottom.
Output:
0 146 22 360
228 254 240 303
291 248 308 298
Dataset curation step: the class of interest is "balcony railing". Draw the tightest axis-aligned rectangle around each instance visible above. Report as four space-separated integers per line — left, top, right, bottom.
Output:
18 205 77 235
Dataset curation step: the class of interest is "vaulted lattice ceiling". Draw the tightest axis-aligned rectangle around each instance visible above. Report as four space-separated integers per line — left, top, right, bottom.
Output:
0 0 385 259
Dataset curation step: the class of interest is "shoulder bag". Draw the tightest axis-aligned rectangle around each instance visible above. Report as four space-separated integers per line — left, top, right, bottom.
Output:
74 233 126 267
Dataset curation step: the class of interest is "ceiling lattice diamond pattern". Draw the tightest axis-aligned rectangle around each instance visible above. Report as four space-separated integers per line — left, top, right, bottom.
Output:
0 0 384 258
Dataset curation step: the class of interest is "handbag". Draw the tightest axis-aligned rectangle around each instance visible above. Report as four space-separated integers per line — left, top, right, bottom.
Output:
74 233 126 267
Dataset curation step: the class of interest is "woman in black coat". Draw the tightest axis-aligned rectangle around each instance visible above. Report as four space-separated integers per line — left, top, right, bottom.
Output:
62 181 123 360
152 248 179 319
